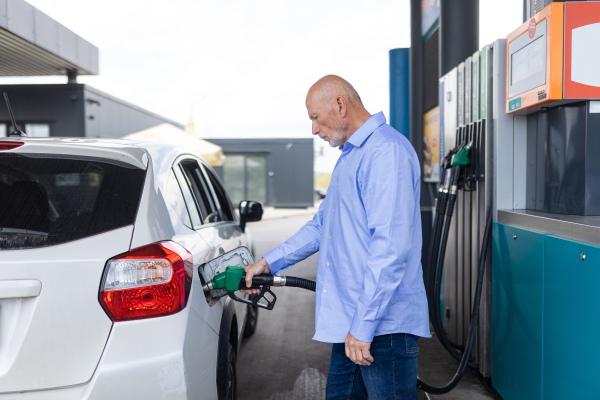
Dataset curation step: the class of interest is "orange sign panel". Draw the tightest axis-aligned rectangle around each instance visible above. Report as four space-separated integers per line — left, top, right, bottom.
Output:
506 3 563 114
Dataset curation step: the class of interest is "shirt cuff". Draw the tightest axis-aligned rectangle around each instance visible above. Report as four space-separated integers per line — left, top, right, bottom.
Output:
262 246 288 275
349 316 377 343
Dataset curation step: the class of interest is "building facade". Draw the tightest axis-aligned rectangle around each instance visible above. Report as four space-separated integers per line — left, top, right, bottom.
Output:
208 138 314 208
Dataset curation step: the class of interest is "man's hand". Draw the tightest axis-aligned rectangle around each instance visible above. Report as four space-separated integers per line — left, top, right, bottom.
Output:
345 332 374 366
240 258 271 295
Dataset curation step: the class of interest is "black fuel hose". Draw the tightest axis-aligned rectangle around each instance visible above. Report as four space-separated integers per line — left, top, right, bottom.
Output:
240 273 317 292
431 184 476 365
427 168 465 353
425 170 448 301
285 276 317 291
417 206 493 394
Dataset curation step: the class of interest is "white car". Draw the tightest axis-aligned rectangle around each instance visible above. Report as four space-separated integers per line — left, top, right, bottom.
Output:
0 137 263 399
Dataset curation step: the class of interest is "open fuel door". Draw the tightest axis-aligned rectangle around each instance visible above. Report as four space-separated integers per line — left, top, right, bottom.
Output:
200 246 277 311
200 246 255 306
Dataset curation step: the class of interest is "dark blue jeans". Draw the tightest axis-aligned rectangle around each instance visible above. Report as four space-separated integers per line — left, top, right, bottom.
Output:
326 333 419 400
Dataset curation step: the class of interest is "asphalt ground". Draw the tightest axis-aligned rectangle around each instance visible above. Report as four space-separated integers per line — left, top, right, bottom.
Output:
237 212 330 400
237 207 499 400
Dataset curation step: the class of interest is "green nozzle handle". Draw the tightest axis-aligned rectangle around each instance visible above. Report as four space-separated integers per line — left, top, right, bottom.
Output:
210 266 245 293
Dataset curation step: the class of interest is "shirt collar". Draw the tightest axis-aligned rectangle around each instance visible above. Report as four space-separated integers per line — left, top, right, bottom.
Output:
342 112 387 151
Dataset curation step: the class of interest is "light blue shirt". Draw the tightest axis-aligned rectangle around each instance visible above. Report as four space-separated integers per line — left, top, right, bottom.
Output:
264 112 431 343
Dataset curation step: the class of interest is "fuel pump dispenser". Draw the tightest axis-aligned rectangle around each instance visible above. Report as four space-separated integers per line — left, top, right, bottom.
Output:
425 42 495 387
427 2 600 399
491 3 600 399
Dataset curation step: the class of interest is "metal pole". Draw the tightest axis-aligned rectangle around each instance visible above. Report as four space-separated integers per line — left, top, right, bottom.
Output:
67 69 78 84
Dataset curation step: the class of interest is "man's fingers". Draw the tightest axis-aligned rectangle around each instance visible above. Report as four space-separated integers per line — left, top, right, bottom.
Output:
243 258 270 290
354 348 371 366
350 349 364 365
345 342 373 366
362 348 374 364
353 352 370 366
245 271 254 289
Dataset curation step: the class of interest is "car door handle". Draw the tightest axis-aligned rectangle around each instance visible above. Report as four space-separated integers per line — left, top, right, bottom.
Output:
0 280 42 299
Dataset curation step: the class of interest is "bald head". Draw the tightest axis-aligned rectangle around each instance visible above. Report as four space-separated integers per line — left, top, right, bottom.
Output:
306 75 371 148
307 75 363 108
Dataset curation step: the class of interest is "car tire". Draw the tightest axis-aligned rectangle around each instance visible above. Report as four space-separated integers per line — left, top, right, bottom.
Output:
243 296 259 338
224 343 237 400
217 342 237 400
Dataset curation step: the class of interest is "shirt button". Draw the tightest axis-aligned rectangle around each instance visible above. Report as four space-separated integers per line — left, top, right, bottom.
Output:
327 262 330 267
328 236 331 240
323 289 327 294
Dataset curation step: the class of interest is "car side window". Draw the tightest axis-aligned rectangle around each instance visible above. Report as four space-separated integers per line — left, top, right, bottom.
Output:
202 165 235 222
173 165 202 228
180 160 221 224
166 169 192 229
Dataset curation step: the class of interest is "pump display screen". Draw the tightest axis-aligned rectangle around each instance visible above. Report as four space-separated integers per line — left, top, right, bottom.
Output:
508 19 547 98
511 36 545 86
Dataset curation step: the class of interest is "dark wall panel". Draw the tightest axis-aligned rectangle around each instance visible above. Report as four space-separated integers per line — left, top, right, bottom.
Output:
208 138 314 208
0 84 85 136
0 84 182 138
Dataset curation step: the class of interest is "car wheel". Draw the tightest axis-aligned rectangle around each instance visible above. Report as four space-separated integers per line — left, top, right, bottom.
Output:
217 336 238 400
225 343 237 400
243 297 259 338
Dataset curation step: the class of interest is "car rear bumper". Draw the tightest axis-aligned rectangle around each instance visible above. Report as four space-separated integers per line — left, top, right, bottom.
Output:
0 305 219 400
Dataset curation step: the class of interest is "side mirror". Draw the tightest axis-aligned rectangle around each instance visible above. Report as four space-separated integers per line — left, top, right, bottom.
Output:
239 200 263 232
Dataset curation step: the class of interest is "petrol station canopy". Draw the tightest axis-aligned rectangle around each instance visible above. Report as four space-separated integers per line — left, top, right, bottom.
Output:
0 0 98 77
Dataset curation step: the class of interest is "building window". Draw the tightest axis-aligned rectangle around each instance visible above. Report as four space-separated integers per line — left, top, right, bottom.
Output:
24 124 50 137
223 154 267 206
1 123 50 137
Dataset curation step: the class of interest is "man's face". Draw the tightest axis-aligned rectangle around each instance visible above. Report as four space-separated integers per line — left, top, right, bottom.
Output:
306 94 346 148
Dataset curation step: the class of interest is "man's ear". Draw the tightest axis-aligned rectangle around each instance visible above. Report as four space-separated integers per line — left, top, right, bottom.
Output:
336 96 347 117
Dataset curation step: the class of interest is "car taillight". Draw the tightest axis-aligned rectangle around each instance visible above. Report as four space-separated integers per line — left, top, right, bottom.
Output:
99 241 193 321
0 142 24 151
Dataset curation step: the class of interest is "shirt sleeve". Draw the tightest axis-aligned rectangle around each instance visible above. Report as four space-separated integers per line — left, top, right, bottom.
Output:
349 142 419 342
263 198 326 274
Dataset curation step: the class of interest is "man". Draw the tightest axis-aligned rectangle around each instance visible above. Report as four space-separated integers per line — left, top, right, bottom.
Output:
243 75 430 399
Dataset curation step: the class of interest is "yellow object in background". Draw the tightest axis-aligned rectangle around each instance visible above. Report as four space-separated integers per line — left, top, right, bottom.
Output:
423 106 440 183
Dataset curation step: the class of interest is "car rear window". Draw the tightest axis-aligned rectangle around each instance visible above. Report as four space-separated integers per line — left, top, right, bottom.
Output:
0 153 146 250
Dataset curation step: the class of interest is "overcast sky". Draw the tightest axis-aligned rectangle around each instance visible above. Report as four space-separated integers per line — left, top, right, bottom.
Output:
2 0 523 171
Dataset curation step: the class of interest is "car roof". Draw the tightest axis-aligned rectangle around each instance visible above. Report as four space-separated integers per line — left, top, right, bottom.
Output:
0 137 208 170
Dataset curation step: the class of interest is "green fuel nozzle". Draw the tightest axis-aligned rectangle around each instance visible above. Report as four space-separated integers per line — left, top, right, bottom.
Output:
451 145 471 166
205 265 246 293
201 266 280 310
201 266 317 311
202 266 284 294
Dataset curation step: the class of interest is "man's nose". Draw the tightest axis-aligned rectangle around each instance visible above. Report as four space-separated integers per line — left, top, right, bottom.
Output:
312 122 319 135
